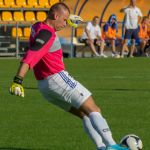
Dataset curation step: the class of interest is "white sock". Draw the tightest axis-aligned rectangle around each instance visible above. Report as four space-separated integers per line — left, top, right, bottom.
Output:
83 116 106 149
89 112 116 146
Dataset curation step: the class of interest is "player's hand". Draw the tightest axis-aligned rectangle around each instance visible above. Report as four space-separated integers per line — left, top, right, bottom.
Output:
67 14 83 28
9 76 24 97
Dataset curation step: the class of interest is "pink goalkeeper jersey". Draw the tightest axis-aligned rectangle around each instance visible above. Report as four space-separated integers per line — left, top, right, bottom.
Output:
22 22 65 80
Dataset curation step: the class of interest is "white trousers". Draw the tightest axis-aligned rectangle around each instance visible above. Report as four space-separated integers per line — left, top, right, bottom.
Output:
38 71 91 111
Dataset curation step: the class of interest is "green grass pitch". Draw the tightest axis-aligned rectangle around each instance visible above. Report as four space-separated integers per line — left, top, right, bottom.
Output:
0 58 150 150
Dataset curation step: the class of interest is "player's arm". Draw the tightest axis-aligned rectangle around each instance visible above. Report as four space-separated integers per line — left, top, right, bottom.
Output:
85 28 92 40
85 23 93 42
10 29 53 97
138 10 143 25
9 62 29 97
120 6 129 13
97 27 103 41
120 8 125 13
16 62 29 78
103 24 109 38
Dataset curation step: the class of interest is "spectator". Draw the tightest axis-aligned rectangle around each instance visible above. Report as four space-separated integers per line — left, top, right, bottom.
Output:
80 16 107 58
147 11 150 37
143 11 150 55
138 16 149 56
147 11 150 36
102 14 121 58
120 0 142 57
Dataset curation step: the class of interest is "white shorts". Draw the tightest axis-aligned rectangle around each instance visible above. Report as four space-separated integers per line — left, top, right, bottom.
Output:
38 71 91 111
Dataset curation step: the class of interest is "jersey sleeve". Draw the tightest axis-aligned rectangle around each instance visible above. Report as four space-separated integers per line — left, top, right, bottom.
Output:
86 22 91 31
137 8 143 17
112 23 117 30
97 26 102 37
103 24 109 32
22 29 54 69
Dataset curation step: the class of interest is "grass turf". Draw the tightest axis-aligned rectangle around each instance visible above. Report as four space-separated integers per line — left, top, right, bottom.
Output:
0 58 150 150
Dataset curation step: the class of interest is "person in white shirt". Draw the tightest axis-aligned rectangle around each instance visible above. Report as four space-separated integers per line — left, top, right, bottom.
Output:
120 0 142 57
81 16 106 57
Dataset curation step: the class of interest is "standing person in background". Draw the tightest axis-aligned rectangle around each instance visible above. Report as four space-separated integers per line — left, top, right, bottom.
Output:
102 14 121 58
80 16 107 58
9 2 129 150
120 0 142 57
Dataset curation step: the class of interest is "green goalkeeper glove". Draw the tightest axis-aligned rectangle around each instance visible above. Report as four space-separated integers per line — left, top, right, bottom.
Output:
67 14 83 28
10 75 24 97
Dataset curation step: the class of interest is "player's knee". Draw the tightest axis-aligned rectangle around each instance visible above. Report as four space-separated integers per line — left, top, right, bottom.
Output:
79 96 102 115
124 41 128 46
82 105 101 115
131 40 135 45
97 106 101 113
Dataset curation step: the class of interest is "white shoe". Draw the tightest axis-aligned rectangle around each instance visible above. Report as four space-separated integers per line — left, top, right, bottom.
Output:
100 53 107 58
93 54 100 57
120 55 124 58
129 55 134 58
112 53 120 58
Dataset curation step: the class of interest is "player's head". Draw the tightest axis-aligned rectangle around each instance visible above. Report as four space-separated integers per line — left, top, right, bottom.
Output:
141 16 149 25
130 0 136 7
47 2 70 31
148 10 150 18
92 16 99 26
108 14 117 24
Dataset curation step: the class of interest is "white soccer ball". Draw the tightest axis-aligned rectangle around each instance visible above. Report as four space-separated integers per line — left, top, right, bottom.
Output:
120 134 143 150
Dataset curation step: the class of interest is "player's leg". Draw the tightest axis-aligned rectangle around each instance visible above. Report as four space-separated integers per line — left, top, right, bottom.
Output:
139 39 147 55
69 107 106 150
38 71 128 150
144 39 150 56
79 96 116 146
86 39 100 56
130 39 135 57
130 28 139 57
98 39 107 58
111 39 120 58
120 29 131 57
38 72 105 149
78 96 129 150
111 39 116 54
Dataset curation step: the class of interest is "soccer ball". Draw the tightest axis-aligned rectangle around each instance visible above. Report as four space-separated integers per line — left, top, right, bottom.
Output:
120 134 143 150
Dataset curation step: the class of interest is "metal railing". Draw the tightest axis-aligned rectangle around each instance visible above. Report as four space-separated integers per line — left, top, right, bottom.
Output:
0 21 31 58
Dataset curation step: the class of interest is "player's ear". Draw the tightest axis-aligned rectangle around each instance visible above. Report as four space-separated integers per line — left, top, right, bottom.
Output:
53 13 59 20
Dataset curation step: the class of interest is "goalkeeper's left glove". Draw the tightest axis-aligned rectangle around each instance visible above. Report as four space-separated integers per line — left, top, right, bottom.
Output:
9 75 24 97
67 14 83 28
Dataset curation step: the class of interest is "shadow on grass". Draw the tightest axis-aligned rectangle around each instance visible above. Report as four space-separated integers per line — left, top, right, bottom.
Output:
24 87 37 90
98 88 150 92
114 88 150 92
0 148 48 150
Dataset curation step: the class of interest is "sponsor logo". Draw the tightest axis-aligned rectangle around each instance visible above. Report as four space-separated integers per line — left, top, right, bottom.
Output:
103 128 110 132
36 38 45 44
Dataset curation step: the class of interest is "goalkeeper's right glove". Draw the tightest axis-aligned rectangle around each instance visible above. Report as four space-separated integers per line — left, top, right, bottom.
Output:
67 14 83 28
9 75 24 97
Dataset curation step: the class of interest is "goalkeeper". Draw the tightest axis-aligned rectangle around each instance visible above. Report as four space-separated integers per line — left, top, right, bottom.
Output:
10 2 128 150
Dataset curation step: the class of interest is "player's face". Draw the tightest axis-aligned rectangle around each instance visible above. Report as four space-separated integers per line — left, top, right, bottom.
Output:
130 0 136 6
93 18 99 26
54 10 70 31
143 19 149 25
111 18 116 23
